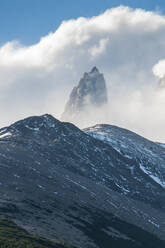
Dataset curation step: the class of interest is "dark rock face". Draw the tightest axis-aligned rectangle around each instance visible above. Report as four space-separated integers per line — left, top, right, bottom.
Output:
61 67 108 123
0 114 165 247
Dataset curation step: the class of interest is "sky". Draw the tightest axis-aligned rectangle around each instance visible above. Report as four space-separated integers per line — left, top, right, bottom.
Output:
0 0 165 45
1 1 165 142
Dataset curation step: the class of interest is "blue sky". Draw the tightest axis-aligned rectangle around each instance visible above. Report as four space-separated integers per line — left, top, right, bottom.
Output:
0 0 165 45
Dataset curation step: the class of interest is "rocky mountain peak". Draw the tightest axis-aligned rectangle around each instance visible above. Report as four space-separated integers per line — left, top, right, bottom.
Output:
0 114 63 141
0 114 82 146
90 66 99 73
61 67 108 124
10 114 59 132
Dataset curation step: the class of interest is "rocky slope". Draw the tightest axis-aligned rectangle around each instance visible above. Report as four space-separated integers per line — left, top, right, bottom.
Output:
85 124 165 197
0 115 165 247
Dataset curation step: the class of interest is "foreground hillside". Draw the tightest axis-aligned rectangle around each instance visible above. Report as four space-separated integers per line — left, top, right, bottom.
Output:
0 218 75 248
0 114 165 247
0 215 164 248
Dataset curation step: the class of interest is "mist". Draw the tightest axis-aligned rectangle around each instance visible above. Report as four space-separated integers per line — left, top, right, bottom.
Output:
0 6 165 141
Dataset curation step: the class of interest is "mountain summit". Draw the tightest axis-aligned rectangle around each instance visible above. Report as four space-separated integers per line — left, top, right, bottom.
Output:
61 67 108 124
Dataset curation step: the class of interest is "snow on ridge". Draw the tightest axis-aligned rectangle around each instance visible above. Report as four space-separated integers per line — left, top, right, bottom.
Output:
139 163 165 188
85 130 130 157
85 125 165 165
86 130 115 144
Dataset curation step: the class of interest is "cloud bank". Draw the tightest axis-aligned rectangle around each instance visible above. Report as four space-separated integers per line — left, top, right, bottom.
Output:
1 6 165 141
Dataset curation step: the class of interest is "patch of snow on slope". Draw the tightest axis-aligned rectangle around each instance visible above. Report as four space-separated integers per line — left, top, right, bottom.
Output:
86 131 128 156
25 125 40 131
148 219 160 228
89 131 115 144
0 132 12 138
158 143 165 149
139 163 165 188
0 128 7 134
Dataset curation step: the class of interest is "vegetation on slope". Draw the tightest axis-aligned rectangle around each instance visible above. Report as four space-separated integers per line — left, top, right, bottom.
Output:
0 218 75 248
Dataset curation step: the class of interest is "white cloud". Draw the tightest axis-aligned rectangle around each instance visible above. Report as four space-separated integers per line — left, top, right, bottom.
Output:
1 6 165 141
153 59 165 78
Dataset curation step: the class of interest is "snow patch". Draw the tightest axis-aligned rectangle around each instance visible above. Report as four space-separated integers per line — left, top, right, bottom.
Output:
158 143 165 149
25 125 40 131
0 132 12 138
148 219 160 228
66 176 87 190
140 163 165 188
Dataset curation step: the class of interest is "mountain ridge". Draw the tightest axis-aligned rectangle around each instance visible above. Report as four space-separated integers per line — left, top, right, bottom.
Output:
0 114 165 247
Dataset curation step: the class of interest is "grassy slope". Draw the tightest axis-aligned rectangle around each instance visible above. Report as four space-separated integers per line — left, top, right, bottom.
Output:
0 218 75 248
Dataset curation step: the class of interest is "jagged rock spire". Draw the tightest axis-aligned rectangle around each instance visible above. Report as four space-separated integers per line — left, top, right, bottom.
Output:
90 66 99 73
61 67 108 124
